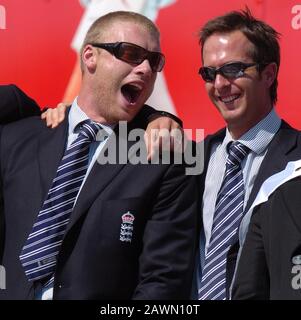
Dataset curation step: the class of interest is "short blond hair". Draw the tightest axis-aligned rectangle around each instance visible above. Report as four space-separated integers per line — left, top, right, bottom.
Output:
80 11 161 71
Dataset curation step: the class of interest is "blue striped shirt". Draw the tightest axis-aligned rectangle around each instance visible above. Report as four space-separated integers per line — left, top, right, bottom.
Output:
196 108 281 297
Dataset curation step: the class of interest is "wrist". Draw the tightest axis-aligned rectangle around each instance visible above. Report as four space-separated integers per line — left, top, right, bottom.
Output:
148 111 183 127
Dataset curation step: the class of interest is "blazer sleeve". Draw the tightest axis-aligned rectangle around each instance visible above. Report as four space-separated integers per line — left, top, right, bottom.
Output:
0 84 41 124
132 163 198 299
133 104 183 129
232 204 270 300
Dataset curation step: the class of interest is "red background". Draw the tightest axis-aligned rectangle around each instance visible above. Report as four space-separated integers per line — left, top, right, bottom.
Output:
0 0 300 136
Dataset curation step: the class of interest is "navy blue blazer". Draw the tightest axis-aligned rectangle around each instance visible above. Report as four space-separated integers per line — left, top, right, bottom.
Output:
0 85 198 300
199 122 301 298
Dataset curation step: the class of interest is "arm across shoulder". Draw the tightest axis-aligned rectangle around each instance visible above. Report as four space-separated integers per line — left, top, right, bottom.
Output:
0 84 41 124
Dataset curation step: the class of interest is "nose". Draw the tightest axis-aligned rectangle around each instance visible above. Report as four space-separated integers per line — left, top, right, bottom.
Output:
134 59 153 75
213 73 231 90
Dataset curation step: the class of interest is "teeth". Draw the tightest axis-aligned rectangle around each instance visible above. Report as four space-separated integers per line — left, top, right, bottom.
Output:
220 95 240 103
131 84 142 90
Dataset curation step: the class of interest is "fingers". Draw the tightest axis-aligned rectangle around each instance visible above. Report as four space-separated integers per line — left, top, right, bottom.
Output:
170 128 186 154
145 128 159 161
40 103 68 128
41 111 46 119
56 103 67 128
144 116 184 161
41 109 53 127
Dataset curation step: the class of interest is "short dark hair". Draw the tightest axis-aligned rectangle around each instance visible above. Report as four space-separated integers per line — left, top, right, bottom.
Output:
199 8 281 105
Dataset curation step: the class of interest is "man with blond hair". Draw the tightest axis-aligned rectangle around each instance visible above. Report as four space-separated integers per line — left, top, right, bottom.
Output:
0 11 197 300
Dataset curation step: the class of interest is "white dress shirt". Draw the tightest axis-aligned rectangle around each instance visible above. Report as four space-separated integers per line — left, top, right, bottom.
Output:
38 98 114 300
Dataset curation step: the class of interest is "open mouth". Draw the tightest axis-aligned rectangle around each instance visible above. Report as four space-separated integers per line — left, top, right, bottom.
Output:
121 83 143 105
219 94 240 104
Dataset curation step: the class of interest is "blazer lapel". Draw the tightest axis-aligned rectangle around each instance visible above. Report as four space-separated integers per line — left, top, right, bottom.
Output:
284 176 301 233
244 121 299 213
38 117 69 199
65 124 138 232
200 124 298 214
200 128 226 198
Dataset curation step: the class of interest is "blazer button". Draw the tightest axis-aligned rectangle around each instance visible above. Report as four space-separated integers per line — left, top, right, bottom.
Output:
58 284 62 289
292 255 301 265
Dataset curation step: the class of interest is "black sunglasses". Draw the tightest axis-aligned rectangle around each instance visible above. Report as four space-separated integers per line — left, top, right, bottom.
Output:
199 61 262 82
89 41 165 72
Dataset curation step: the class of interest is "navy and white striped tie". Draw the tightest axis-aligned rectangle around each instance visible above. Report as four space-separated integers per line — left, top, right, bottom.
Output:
198 141 249 300
20 120 102 282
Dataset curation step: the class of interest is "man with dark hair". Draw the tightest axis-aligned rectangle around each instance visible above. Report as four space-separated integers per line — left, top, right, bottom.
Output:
0 11 197 300
195 8 301 300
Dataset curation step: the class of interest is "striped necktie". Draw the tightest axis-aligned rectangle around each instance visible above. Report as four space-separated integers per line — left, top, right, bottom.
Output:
20 120 102 282
198 141 249 300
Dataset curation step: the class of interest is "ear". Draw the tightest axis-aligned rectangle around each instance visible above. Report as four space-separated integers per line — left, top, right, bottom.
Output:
82 44 97 72
262 62 277 88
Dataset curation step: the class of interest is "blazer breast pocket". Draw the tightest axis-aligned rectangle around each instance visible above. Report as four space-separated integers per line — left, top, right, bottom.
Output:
88 197 150 249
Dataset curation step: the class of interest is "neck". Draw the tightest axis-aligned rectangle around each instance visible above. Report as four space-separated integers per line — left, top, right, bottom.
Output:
228 106 273 140
77 87 109 125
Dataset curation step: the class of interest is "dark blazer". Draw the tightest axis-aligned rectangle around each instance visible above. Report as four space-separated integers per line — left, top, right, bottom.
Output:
199 121 301 298
0 106 198 300
0 85 41 265
232 176 301 300
0 84 41 123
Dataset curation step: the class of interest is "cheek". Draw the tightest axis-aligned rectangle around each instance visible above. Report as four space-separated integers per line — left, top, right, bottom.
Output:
205 84 216 99
234 77 256 92
99 57 129 79
150 76 157 90
145 76 157 95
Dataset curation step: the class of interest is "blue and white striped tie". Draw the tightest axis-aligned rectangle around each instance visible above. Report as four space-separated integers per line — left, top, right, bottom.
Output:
198 141 249 300
20 120 102 282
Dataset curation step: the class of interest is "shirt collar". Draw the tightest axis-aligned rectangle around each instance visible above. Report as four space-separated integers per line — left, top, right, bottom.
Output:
223 108 281 155
68 97 115 136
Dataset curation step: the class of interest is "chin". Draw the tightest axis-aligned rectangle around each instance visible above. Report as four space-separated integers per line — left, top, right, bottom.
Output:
116 110 137 123
124 104 144 118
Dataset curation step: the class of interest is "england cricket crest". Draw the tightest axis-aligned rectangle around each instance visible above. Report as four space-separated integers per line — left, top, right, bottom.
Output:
120 211 135 243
